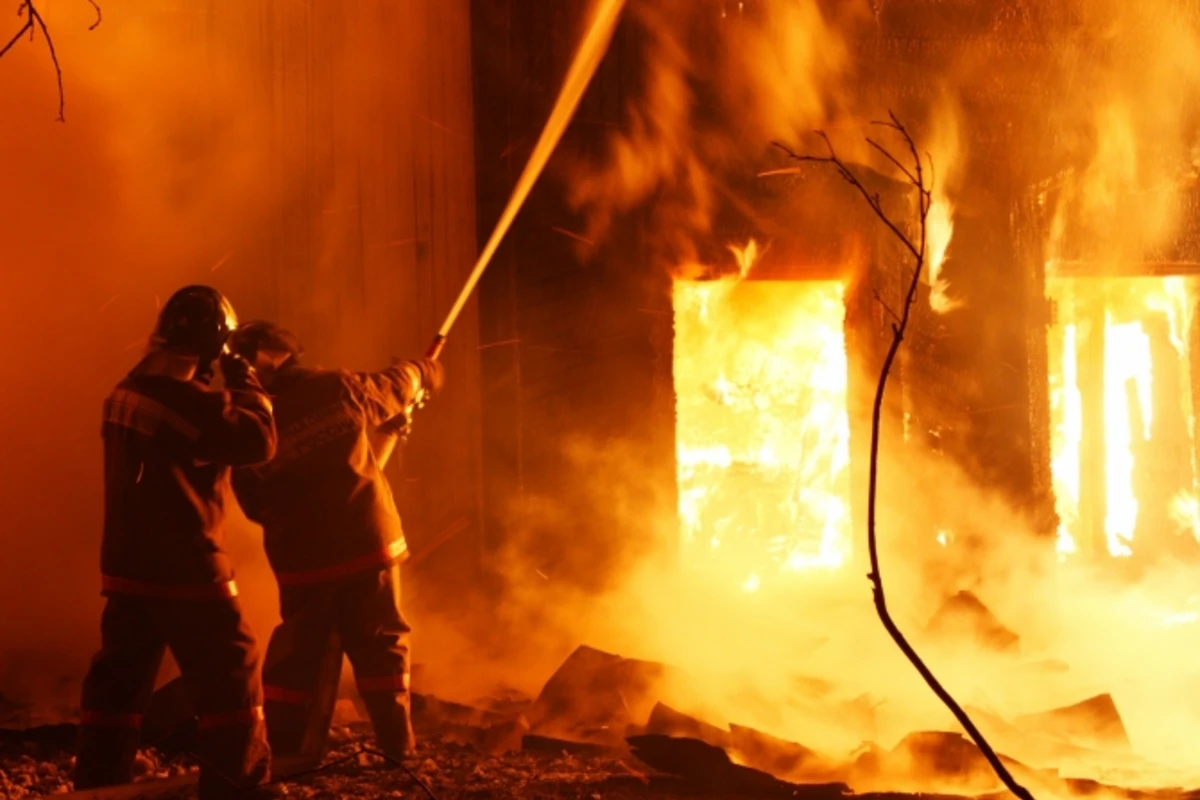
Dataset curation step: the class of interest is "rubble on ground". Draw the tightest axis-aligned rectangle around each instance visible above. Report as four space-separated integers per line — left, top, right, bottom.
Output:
2 642 1198 798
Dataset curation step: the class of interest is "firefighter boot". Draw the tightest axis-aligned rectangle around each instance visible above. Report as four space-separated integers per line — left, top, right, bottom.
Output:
74 726 140 789
360 690 415 761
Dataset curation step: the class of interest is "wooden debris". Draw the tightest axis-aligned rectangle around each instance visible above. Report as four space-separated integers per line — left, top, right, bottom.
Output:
529 645 688 746
881 731 1012 794
866 731 1053 797
413 691 507 729
729 723 844 782
628 733 850 798
47 774 196 800
521 733 625 758
645 702 731 748
480 714 530 755
1015 694 1132 753
471 685 534 718
925 591 1020 654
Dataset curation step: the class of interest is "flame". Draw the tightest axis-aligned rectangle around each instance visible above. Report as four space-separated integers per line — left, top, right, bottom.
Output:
1169 490 1200 538
925 199 957 314
1103 317 1152 557
922 99 964 315
1050 320 1083 558
674 268 851 588
728 238 761 278
1048 276 1200 559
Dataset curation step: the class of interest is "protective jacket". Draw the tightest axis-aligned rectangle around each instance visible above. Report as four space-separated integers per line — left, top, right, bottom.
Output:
232 361 426 586
100 368 276 596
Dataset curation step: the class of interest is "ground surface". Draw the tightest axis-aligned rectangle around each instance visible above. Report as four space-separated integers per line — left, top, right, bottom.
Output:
0 722 762 799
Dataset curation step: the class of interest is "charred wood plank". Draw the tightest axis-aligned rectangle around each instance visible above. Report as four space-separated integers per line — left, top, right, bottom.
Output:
729 723 843 783
1015 694 1132 753
645 703 730 749
627 733 850 798
529 645 687 746
411 692 507 729
521 733 626 758
51 774 196 800
925 591 1020 654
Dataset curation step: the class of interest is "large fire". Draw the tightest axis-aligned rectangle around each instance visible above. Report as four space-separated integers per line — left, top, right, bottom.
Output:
673 267 852 590
1048 275 1200 560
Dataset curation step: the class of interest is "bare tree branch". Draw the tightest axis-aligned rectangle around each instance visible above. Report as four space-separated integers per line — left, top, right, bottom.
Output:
0 11 32 61
775 116 1037 800
86 0 102 31
28 3 64 122
774 134 923 264
0 1 102 122
866 137 919 187
871 288 901 325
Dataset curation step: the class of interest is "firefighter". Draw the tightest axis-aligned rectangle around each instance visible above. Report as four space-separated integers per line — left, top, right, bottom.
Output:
75 286 276 797
226 321 443 764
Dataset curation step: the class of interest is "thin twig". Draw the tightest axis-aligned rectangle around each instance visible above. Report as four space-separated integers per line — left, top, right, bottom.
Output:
86 0 102 30
774 136 922 264
778 115 1036 800
871 288 901 324
28 4 64 121
0 18 32 61
866 137 919 186
0 1 101 121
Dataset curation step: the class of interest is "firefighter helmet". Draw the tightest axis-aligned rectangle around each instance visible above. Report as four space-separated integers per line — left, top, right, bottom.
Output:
151 285 238 363
227 320 303 366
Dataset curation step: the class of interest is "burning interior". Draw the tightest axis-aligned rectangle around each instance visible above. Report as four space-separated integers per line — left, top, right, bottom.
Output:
11 0 1200 797
674 270 853 586
1048 274 1200 563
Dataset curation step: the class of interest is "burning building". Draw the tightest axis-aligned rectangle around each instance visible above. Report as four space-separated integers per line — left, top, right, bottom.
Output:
466 0 1200 783
472 0 1200 581
5 0 1200 795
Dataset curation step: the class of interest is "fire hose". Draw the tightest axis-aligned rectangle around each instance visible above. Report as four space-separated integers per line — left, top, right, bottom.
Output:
374 0 626 469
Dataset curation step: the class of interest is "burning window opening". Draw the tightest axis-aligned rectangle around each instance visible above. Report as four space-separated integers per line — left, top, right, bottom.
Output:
1047 274 1200 562
673 278 852 590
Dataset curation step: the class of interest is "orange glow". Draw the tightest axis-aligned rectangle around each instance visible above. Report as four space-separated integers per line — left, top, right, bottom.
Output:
925 199 956 314
1048 276 1200 559
673 267 851 589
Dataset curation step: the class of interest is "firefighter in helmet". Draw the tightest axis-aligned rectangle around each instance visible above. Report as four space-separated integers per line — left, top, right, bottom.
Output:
75 286 276 797
227 322 443 764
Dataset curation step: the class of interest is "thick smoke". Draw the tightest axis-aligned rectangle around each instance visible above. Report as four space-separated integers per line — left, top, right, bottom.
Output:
564 0 871 270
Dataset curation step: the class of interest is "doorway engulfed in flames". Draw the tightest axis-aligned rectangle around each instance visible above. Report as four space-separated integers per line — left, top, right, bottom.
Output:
1047 274 1200 563
673 275 853 591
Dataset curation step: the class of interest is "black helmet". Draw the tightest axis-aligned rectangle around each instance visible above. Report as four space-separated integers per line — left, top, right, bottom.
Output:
228 320 303 366
152 285 238 363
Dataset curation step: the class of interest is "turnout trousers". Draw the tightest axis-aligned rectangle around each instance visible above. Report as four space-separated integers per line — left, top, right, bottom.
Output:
74 593 270 797
262 564 413 762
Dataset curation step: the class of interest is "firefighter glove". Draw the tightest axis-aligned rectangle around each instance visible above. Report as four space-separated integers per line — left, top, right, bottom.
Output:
219 351 256 388
415 357 445 396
